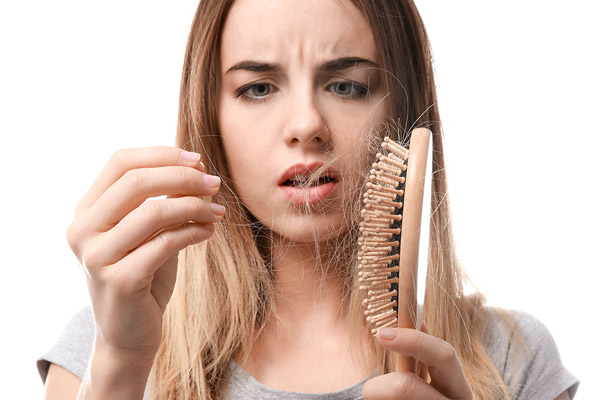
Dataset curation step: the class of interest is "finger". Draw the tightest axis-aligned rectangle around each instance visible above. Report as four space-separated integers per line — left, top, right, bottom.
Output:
75 147 204 217
417 362 429 383
85 197 225 266
150 253 179 312
417 321 430 381
376 328 471 399
86 166 221 232
362 371 448 400
100 223 215 293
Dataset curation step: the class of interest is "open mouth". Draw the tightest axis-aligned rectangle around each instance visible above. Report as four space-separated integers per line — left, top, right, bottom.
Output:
278 163 339 205
280 175 337 187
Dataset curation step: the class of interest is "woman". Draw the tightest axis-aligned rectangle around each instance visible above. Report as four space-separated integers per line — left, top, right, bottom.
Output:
39 0 578 399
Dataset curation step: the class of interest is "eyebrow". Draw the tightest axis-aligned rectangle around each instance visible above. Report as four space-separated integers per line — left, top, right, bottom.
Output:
226 60 279 74
225 57 379 74
320 57 379 72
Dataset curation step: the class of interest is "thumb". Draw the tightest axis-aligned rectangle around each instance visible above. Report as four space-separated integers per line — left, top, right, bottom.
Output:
420 320 430 334
417 320 430 381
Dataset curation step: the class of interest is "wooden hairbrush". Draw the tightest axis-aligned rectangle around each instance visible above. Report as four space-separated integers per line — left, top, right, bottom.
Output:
357 127 432 372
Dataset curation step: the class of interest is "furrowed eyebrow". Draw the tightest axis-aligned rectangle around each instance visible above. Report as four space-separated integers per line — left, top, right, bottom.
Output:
225 61 280 74
225 57 379 75
319 57 379 72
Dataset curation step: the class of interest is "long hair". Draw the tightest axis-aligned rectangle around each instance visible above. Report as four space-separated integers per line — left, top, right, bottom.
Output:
150 1 512 399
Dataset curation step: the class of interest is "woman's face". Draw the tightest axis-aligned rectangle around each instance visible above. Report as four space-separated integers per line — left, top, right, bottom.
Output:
218 0 386 243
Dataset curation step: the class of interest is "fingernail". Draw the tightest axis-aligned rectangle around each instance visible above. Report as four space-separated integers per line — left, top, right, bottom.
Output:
181 150 201 161
210 203 225 216
377 328 398 341
203 174 221 187
198 161 205 170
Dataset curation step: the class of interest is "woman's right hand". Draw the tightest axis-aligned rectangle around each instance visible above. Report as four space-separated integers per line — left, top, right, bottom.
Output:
66 147 224 369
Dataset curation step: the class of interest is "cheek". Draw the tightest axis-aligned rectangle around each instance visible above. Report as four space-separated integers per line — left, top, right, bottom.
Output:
220 130 261 194
326 95 387 140
328 104 386 168
219 100 258 172
218 102 280 209
218 95 280 158
340 123 388 211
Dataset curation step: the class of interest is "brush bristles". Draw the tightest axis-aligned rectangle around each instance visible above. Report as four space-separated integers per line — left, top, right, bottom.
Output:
358 139 409 335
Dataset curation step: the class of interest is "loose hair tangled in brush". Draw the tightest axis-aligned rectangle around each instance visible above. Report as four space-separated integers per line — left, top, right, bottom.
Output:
149 1 514 399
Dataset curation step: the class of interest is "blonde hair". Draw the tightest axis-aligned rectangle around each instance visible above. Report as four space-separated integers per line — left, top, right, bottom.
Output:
150 1 514 399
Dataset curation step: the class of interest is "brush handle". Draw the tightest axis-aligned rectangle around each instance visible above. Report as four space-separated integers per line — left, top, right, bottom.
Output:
396 128 431 372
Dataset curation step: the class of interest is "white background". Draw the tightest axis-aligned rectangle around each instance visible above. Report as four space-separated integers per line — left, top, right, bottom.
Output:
0 1 597 398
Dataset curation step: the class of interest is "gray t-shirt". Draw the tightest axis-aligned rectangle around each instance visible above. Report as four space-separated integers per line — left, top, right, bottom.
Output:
37 306 579 399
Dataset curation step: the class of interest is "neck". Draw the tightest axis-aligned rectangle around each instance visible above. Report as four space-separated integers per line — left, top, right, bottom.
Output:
239 231 376 392
267 234 350 327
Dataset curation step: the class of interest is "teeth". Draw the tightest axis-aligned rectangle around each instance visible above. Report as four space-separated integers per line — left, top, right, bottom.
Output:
287 175 335 187
292 176 309 184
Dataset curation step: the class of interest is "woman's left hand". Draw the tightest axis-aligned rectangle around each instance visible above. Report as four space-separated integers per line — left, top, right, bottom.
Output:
362 327 473 400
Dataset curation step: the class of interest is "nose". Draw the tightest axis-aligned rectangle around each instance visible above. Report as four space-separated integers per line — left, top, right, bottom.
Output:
282 91 330 149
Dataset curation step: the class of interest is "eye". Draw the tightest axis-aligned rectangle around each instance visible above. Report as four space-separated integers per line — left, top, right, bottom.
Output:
236 83 275 101
328 81 368 99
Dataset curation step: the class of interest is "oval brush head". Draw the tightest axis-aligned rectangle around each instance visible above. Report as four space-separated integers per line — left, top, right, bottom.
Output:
357 128 431 371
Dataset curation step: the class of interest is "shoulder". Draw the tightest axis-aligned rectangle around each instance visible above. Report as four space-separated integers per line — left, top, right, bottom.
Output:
483 308 552 362
482 308 579 400
37 306 95 383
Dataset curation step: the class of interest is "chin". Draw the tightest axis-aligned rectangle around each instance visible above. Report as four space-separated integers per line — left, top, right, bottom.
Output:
262 213 351 244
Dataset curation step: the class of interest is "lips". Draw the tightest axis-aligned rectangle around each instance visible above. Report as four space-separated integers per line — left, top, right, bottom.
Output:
278 162 339 205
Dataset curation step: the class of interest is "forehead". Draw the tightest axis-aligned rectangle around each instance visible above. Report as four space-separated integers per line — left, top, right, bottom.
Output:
220 0 377 68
